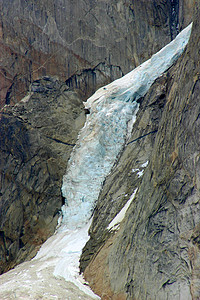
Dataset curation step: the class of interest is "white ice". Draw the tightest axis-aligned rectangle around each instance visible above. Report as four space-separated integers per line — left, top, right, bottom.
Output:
137 161 149 177
132 161 149 177
34 221 100 299
84 24 192 111
56 22 192 292
137 170 144 178
61 23 192 230
0 23 192 299
141 161 149 168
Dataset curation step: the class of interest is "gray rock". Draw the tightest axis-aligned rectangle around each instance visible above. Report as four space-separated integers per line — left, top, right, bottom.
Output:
80 72 168 273
0 0 193 107
83 5 200 300
0 77 85 274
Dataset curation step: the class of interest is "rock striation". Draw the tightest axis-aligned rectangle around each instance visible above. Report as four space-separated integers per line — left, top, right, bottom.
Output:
0 77 85 274
0 0 189 277
0 0 198 298
82 3 200 299
80 71 169 274
0 0 193 108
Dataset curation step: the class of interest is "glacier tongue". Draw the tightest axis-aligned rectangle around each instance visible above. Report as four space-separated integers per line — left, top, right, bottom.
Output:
61 99 139 229
0 23 192 300
85 23 192 110
60 23 192 230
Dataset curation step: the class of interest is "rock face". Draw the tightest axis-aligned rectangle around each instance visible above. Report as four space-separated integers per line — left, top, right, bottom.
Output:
0 77 85 274
0 0 192 108
0 0 197 296
80 71 168 273
0 0 187 277
82 4 200 299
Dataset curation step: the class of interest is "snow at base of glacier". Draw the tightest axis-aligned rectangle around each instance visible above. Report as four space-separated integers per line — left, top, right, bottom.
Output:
0 23 192 300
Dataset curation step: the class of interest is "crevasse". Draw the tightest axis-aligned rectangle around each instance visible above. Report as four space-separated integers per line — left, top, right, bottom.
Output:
60 23 192 230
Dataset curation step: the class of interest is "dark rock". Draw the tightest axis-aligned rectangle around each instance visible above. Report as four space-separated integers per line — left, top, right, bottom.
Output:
0 77 85 274
30 77 60 93
0 0 197 296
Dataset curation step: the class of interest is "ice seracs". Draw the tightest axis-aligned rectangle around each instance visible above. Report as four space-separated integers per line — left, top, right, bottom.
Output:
61 23 192 230
84 23 192 111
0 23 192 300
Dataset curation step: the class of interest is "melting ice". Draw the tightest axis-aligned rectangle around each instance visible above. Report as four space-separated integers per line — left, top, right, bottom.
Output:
0 23 192 299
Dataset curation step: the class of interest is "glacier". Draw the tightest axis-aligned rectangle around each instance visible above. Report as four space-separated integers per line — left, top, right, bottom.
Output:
0 23 192 299
60 23 192 230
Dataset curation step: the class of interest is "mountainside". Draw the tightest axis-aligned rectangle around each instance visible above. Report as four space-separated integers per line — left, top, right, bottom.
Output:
0 0 192 108
0 1 199 299
0 77 85 274
82 3 200 299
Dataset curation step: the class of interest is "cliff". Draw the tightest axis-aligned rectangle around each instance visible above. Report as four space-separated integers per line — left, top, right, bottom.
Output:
0 0 190 275
0 1 199 299
0 77 85 274
0 0 192 108
82 3 200 299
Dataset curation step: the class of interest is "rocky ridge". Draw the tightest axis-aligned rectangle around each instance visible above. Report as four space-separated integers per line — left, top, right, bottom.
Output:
0 0 192 275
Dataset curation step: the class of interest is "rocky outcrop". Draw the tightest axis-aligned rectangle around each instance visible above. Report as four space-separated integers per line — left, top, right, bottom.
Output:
0 77 85 274
0 0 193 108
82 4 200 299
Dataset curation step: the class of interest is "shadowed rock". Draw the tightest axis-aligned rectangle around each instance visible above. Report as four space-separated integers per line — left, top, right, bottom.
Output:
0 77 85 274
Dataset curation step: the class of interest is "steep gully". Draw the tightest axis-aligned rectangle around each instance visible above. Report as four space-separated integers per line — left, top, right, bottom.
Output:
0 24 192 299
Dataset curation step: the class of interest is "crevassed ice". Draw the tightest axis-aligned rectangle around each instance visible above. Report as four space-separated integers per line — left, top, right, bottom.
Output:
0 24 192 300
61 23 192 230
61 100 138 229
84 23 192 110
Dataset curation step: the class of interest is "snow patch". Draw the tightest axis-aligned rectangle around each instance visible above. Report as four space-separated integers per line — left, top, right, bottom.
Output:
141 161 149 168
34 221 100 299
107 189 138 231
137 170 144 178
132 161 149 177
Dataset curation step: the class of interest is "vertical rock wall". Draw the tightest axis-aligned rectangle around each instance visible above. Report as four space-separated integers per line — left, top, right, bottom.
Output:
0 0 195 282
0 0 193 108
83 3 200 299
